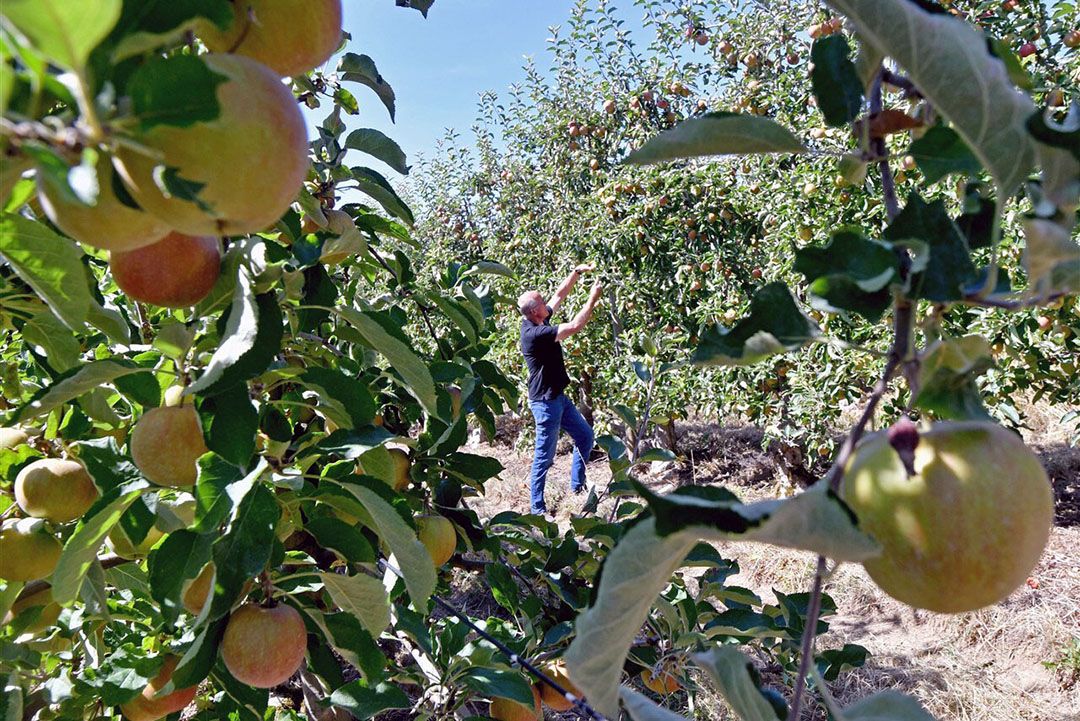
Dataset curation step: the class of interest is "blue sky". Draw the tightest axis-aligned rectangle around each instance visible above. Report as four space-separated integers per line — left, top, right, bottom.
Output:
303 0 579 180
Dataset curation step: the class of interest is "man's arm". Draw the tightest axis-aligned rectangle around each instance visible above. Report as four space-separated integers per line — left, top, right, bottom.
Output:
556 282 603 342
548 263 595 314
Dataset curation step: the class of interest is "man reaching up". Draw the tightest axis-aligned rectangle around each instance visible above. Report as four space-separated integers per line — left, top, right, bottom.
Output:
517 263 603 518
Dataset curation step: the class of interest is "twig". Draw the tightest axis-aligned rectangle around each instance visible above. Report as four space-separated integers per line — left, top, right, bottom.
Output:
379 559 609 720
787 66 913 721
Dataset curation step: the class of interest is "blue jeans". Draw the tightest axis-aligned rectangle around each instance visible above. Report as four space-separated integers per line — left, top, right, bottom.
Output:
528 394 595 514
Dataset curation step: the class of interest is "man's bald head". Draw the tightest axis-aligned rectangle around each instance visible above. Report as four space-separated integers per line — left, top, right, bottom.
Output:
517 290 546 320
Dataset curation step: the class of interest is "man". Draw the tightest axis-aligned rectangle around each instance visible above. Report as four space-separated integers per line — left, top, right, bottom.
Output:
518 263 603 518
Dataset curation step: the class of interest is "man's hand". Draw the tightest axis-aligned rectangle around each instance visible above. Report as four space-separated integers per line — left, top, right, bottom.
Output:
588 282 604 303
574 262 596 274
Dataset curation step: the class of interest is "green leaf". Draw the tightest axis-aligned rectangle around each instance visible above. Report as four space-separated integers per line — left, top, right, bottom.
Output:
328 680 410 720
338 53 396 121
826 0 1036 197
22 309 80 372
188 267 283 395
428 292 478 344
692 647 784 721
349 167 414 226
625 112 806 165
302 367 376 429
305 517 375 562
200 383 257 466
461 260 517 280
315 426 394 459
912 335 993 421
208 483 278 620
147 529 214 623
564 484 878 717
109 0 234 61
460 667 536 707
209 662 268 721
621 687 691 721
397 0 435 18
817 643 869 681
883 194 977 302
192 454 262 533
318 572 390 637
331 481 435 609
811 35 864 127
1022 217 1080 295
312 611 385 679
344 129 409 175
794 230 899 322
52 482 148 605
842 690 939 720
908 126 982 185
127 54 226 130
2 0 122 70
10 360 152 423
0 212 90 332
337 307 438 416
692 283 820 366
164 616 227 692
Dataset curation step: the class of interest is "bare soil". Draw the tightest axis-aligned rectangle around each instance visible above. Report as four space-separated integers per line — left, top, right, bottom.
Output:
462 413 1080 721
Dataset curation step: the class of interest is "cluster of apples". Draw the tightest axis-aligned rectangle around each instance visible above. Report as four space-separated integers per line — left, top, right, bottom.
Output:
488 659 584 720
36 0 343 309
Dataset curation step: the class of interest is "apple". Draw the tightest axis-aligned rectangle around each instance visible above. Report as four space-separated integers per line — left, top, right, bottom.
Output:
116 54 308 236
539 660 582 711
110 232 220 308
489 687 541 721
130 405 209 487
15 458 99 523
841 421 1053 613
0 518 62 581
640 666 681 694
416 514 457 568
120 656 198 721
220 602 307 688
0 427 27 449
196 0 342 78
37 155 171 252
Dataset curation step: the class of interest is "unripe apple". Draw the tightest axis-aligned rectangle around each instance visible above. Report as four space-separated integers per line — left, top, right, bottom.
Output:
220 603 307 688
182 563 215 615
603 99 617 113
0 518 62 581
110 232 220 308
108 524 165 560
589 158 600 171
842 421 1053 613
539 660 582 711
37 155 171 252
0 426 28 449
1064 30 1080 48
718 40 734 55
416 514 457 567
116 54 308 236
797 225 813 241
130 405 209 487
3 586 61 634
388 448 411 491
120 656 199 721
16 458 99 523
489 687 541 721
196 0 342 78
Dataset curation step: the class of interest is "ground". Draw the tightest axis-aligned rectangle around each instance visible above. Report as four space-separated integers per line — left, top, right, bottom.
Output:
462 410 1080 721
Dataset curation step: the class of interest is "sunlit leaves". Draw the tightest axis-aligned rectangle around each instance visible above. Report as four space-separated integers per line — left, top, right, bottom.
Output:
625 113 806 165
1 0 121 70
795 231 899 321
692 283 820 365
908 126 981 185
826 0 1036 197
913 336 993 421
